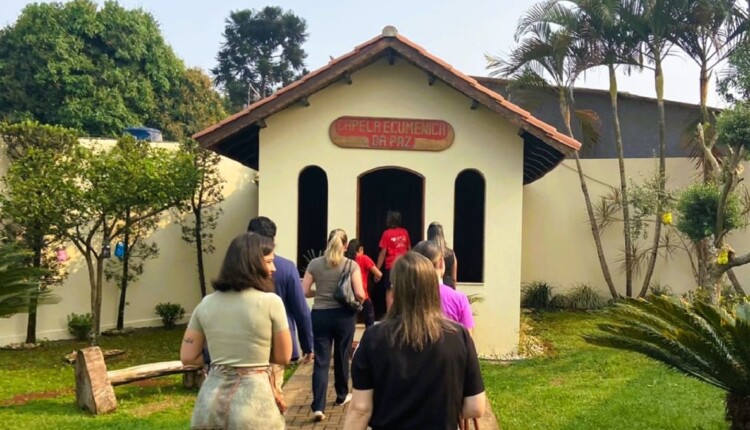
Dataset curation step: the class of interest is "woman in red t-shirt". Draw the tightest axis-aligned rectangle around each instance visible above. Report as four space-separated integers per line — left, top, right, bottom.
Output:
376 210 411 313
346 239 382 327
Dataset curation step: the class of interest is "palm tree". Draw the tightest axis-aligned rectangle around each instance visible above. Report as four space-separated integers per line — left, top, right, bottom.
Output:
672 0 745 134
0 239 56 320
563 0 643 297
487 7 619 299
620 0 686 297
669 0 747 295
585 295 750 429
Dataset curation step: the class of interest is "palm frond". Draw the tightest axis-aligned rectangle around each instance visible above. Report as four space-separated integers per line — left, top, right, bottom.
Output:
593 187 621 230
503 67 555 110
574 108 601 152
585 296 750 395
516 0 582 40
0 239 57 318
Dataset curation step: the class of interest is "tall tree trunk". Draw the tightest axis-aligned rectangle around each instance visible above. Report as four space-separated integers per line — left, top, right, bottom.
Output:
699 61 712 182
116 210 131 331
194 209 207 297
25 240 42 344
639 56 667 297
727 269 745 296
84 252 97 345
726 392 750 430
559 91 618 298
696 239 711 288
93 254 104 345
609 64 634 297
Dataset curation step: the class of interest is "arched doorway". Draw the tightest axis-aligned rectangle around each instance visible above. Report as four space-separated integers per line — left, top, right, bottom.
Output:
297 166 328 276
357 167 424 267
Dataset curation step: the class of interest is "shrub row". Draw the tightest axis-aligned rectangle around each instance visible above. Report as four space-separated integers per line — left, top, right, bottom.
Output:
521 281 608 311
66 302 186 340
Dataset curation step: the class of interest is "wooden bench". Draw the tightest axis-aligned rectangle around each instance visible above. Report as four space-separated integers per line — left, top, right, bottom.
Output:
75 346 202 414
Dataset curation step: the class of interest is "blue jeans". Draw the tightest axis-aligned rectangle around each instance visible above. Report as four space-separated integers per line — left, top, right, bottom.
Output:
311 307 356 412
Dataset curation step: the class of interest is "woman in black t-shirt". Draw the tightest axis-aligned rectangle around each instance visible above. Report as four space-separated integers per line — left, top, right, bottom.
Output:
344 252 485 430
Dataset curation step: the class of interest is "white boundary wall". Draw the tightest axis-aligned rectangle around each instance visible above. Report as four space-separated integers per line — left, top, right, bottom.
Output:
522 157 750 298
0 139 258 344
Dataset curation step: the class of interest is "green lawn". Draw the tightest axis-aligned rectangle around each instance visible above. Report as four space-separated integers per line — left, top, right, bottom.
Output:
483 311 728 430
0 313 729 429
0 327 192 429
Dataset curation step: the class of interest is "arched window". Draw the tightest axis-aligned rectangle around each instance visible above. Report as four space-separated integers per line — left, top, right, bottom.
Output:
297 166 328 275
453 169 485 283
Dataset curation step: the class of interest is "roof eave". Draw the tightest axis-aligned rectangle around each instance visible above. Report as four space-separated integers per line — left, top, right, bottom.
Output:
194 34 581 157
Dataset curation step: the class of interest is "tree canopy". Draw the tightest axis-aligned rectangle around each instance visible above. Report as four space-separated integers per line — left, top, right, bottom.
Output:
0 0 224 140
51 136 197 342
212 6 308 112
0 121 78 342
178 139 225 298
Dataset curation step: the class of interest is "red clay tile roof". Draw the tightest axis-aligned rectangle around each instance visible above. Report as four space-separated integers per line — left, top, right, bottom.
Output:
194 28 581 159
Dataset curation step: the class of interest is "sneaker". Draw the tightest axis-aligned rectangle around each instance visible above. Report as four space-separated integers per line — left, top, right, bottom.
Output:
334 393 352 406
312 411 326 422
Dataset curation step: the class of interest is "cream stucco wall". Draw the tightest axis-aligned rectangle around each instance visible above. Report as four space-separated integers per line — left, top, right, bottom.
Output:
523 158 750 297
3 78 738 355
259 58 525 355
0 139 258 344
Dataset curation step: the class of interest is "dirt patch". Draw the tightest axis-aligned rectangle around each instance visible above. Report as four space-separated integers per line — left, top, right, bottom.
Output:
0 342 41 350
130 397 185 418
1 388 72 406
131 378 178 388
549 378 565 386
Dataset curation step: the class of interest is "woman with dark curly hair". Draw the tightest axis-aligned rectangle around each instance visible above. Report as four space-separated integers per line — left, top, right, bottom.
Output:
180 233 292 430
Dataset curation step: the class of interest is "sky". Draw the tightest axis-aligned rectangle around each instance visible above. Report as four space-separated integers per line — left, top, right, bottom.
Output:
0 0 728 108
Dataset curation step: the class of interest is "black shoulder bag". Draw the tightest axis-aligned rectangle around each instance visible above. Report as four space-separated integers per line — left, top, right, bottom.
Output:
333 259 362 312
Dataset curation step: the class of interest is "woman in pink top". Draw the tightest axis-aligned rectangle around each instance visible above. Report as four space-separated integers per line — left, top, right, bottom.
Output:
412 240 474 334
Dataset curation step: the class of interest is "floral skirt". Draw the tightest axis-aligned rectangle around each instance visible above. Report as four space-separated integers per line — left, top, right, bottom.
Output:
191 365 285 430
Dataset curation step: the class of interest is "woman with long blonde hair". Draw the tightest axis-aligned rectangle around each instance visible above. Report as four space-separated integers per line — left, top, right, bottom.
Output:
302 229 366 422
344 252 485 429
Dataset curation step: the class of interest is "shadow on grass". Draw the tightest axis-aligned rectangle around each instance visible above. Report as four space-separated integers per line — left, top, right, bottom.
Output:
483 312 728 430
553 365 728 430
2 382 196 429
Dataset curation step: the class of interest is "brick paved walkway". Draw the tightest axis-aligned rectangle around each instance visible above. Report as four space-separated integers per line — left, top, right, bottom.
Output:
281 326 501 429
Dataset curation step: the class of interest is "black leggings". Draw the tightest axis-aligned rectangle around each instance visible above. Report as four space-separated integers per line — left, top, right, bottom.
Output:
372 268 390 320
360 298 375 327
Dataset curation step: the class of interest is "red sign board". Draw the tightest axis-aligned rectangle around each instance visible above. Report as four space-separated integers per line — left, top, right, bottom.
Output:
329 116 454 151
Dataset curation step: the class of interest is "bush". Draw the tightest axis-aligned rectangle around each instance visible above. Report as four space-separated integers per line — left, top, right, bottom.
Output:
549 294 570 310
155 302 185 329
682 287 712 304
675 183 744 242
719 285 747 310
565 283 607 310
521 281 554 310
716 102 750 151
648 282 673 297
67 313 92 341
684 285 748 311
